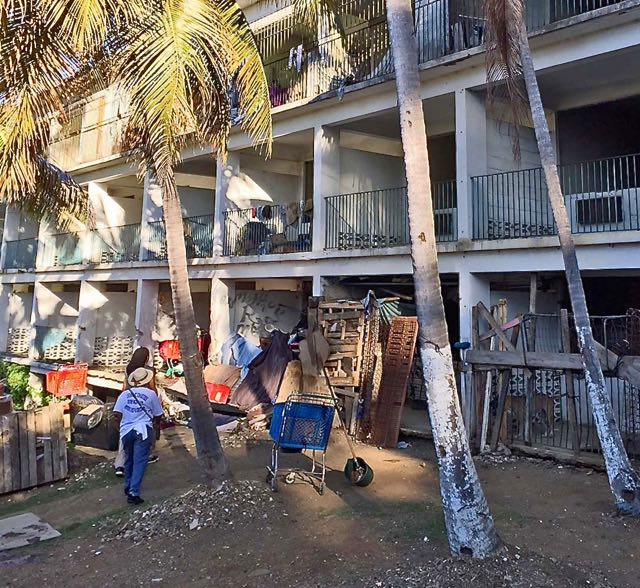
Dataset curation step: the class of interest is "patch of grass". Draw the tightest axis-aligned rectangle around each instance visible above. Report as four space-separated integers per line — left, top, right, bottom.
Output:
57 506 133 539
0 464 119 519
319 500 447 542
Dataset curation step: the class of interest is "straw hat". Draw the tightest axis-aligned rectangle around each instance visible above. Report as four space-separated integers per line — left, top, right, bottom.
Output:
127 367 154 387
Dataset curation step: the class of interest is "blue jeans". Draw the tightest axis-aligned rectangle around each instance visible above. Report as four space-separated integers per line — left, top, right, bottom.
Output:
122 427 153 497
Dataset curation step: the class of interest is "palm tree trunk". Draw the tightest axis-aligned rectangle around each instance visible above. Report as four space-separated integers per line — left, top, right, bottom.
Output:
160 173 230 486
385 0 502 557
518 25 640 514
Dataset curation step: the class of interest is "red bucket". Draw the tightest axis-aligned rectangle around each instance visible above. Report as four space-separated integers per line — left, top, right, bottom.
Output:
206 383 231 404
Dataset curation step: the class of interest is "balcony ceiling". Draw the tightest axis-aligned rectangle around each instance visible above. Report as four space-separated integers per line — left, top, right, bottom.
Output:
537 45 640 110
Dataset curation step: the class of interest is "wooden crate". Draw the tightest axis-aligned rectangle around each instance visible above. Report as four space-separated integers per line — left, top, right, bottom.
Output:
0 403 68 495
318 302 366 387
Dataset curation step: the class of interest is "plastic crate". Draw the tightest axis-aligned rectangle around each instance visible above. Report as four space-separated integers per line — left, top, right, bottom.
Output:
270 399 335 451
46 363 88 396
206 383 231 404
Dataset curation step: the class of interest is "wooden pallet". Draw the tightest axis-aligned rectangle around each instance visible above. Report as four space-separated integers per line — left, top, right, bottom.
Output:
0 403 68 495
318 302 366 387
371 317 419 448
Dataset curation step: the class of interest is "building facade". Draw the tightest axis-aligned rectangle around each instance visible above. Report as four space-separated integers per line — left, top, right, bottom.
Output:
1 0 640 399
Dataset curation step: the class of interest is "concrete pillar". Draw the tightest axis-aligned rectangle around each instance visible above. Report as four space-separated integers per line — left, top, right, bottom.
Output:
139 172 164 260
312 275 326 297
28 282 43 360
458 270 491 346
214 153 240 256
75 281 108 364
455 89 487 242
134 279 159 352
312 125 340 253
209 277 235 362
0 284 11 353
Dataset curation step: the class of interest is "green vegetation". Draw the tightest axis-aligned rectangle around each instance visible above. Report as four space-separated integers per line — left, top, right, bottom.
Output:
0 360 52 410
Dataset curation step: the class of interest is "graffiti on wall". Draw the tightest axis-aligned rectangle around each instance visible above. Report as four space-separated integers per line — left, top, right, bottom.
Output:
234 291 302 344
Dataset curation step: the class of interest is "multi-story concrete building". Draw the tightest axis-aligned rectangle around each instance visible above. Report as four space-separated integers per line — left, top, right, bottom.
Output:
1 0 639 409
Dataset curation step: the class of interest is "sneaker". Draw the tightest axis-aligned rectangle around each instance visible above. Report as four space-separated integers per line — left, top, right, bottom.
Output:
147 455 159 464
127 495 144 505
115 467 124 477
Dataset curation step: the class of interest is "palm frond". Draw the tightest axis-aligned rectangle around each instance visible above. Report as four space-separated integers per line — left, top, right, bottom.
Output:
0 0 90 225
117 0 271 180
292 0 343 38
483 0 528 160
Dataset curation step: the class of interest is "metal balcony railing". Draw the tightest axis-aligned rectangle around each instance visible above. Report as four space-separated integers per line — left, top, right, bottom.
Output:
88 223 141 264
39 231 84 267
2 237 38 270
144 214 215 261
223 203 312 256
325 180 457 250
471 153 640 240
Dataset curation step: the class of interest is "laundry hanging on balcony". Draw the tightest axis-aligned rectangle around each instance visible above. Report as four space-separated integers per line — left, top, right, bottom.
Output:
288 44 304 72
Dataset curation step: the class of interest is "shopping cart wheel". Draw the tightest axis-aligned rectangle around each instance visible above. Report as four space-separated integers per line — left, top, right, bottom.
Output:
266 471 278 492
285 473 296 485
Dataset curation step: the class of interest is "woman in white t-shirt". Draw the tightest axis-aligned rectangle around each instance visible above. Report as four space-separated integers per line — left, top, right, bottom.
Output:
113 367 164 505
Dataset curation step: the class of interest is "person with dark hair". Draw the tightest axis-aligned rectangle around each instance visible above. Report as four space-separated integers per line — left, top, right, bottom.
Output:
114 347 161 476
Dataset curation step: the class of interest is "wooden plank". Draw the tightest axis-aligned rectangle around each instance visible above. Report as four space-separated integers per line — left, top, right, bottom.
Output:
490 323 521 451
37 406 53 484
466 350 585 370
55 404 68 479
9 413 20 492
26 409 37 488
477 302 517 353
0 415 6 494
471 305 479 349
561 309 581 457
48 405 61 481
524 276 538 446
479 315 524 342
16 411 26 491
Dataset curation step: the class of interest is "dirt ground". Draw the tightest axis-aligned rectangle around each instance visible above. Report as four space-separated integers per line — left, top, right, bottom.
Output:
1 424 639 587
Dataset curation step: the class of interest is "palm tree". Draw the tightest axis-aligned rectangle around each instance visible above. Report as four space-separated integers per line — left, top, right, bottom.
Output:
0 0 272 485
484 0 640 514
384 0 502 557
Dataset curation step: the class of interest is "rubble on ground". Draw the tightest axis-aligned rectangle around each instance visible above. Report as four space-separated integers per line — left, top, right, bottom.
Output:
106 480 281 543
365 552 613 588
220 420 266 448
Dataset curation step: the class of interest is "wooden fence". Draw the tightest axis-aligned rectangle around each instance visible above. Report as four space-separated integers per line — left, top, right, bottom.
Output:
0 403 68 495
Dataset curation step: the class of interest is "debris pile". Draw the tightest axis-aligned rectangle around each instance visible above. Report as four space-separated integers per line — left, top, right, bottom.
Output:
366 552 613 588
108 480 281 543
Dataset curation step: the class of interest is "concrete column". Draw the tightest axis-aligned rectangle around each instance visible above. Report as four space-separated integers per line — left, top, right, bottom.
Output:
312 275 326 297
312 125 340 253
214 153 240 256
0 206 17 269
139 172 164 260
134 279 159 352
0 284 11 353
458 269 491 346
75 281 108 364
209 277 235 362
28 282 43 360
455 89 487 242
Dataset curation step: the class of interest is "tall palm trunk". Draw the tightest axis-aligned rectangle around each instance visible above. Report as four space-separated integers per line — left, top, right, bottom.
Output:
518 24 640 514
385 0 502 557
161 174 230 485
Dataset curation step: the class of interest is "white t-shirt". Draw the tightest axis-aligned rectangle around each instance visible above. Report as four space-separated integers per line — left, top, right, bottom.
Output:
114 387 164 440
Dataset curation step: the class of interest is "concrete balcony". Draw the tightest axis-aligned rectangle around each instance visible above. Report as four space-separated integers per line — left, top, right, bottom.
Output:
471 153 640 240
324 181 457 250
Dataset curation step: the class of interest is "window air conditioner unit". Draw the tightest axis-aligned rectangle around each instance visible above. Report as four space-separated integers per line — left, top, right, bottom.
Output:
569 190 637 229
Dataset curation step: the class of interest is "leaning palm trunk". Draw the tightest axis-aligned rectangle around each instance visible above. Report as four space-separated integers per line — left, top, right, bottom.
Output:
161 175 230 485
385 0 502 557
518 23 640 514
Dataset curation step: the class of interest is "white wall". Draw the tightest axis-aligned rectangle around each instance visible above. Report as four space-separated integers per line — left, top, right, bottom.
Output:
179 187 215 217
154 283 211 341
338 148 406 194
8 291 33 329
90 183 143 227
34 287 80 329
94 291 137 338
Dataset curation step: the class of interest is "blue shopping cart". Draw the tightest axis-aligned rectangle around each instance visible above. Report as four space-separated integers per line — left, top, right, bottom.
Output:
266 393 335 494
